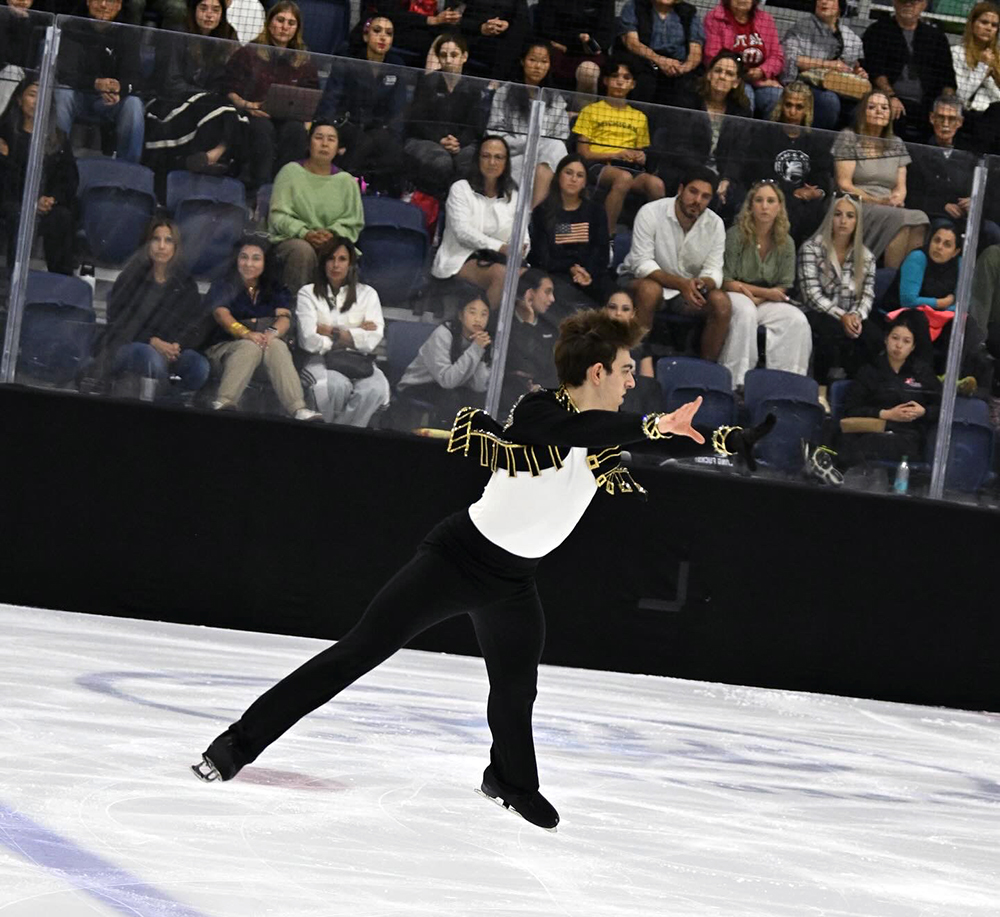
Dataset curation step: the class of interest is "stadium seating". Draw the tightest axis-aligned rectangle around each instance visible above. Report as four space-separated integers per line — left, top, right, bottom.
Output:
925 396 995 493
166 171 248 279
655 356 735 429
358 197 430 309
17 271 96 386
76 158 156 265
744 368 824 472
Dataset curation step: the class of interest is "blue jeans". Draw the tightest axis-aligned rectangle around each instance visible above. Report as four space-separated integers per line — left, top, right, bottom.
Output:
53 89 144 162
810 87 842 131
752 85 785 119
112 342 210 391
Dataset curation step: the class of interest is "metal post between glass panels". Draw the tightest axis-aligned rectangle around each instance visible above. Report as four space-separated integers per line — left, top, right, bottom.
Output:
928 162 988 500
0 22 61 385
483 98 544 420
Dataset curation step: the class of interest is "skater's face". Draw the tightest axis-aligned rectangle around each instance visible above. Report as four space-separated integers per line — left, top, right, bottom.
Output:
238 244 266 284
595 347 636 409
459 299 490 338
557 160 587 199
194 0 223 33
831 198 858 239
365 17 394 57
928 227 959 264
324 245 352 286
437 41 467 73
676 179 714 222
604 292 635 321
268 9 298 47
780 91 809 125
603 66 635 99
19 83 38 120
309 125 340 162
973 10 1000 45
525 277 555 314
886 325 915 364
148 225 177 265
522 45 551 86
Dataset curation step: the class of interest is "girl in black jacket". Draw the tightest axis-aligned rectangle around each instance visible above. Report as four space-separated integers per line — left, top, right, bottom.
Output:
0 75 78 276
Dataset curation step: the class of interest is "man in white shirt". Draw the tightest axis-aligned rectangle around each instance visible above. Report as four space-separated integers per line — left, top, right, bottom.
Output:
618 166 732 367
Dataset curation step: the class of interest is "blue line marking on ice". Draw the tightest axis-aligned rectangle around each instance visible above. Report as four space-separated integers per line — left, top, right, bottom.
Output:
0 802 211 917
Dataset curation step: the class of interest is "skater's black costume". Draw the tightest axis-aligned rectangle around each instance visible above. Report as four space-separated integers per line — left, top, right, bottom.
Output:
196 387 760 828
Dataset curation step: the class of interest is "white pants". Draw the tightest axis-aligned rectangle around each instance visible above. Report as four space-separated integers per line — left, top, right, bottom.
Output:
719 293 812 388
306 357 390 428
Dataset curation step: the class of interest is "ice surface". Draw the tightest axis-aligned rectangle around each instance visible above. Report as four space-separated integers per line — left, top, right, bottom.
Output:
0 603 997 917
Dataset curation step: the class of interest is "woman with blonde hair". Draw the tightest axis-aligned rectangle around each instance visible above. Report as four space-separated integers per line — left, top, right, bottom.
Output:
710 178 811 388
224 0 319 192
831 89 928 268
952 0 1000 152
799 192 879 406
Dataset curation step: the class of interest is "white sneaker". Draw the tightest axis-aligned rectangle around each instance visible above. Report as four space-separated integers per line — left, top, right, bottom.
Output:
294 408 323 421
211 400 230 410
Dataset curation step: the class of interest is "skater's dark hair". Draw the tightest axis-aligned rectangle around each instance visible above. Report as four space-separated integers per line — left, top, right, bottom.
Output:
554 309 643 386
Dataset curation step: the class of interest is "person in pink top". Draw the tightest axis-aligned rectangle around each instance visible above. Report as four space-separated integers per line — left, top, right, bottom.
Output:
702 0 783 116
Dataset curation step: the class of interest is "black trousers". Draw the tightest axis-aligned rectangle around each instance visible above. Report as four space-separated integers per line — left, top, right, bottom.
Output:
807 310 884 383
2 202 75 275
230 511 547 793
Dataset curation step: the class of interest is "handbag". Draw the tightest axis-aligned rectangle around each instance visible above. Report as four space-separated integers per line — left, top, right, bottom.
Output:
800 68 871 100
324 348 375 379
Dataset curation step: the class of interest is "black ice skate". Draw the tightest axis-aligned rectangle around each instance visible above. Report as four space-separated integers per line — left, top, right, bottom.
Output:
476 766 559 832
191 729 245 783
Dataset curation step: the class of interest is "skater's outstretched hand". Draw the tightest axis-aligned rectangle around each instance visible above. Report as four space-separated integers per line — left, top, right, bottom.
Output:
657 396 705 443
723 413 777 472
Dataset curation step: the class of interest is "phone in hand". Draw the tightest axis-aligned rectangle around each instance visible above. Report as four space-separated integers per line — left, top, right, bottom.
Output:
585 37 601 54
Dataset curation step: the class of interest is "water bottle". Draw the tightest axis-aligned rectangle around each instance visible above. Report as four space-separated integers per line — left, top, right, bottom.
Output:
893 456 910 495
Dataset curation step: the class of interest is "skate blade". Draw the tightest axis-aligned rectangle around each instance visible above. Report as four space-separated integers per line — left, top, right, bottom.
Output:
191 755 222 783
474 788 558 833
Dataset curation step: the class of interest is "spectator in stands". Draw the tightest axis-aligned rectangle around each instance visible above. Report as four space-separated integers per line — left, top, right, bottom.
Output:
430 135 529 309
268 120 364 294
124 0 186 30
0 0 46 113
616 0 705 105
781 0 868 131
528 152 610 308
533 0 615 95
362 0 463 60
396 293 492 424
832 90 928 268
295 237 390 427
225 0 319 193
839 312 941 468
618 167 731 369
53 0 144 163
951 1 1000 153
500 268 559 412
739 81 832 245
204 234 322 418
98 218 210 399
487 40 570 208
460 0 529 79
0 75 77 276
861 0 956 143
145 0 244 192
718 179 811 388
970 243 1000 369
603 287 663 413
223 0 265 44
404 33 481 196
316 14 406 194
657 50 748 220
702 0 783 117
573 57 665 234
798 192 879 407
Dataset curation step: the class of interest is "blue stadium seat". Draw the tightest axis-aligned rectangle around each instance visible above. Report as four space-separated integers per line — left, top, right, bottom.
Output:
384 320 436 390
256 183 273 224
873 267 897 315
76 158 156 265
293 0 350 55
829 378 853 425
611 230 631 273
17 271 96 386
166 171 247 279
925 397 995 493
655 356 735 429
358 197 430 308
744 368 824 472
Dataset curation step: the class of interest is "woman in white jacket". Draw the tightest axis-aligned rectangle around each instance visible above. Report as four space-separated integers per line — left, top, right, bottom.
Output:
430 135 530 308
296 238 390 427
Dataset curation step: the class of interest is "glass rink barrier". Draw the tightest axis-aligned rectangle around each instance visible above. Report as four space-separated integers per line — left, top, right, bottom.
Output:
1 5 999 508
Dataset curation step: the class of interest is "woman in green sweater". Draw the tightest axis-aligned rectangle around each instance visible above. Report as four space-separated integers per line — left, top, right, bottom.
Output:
711 179 812 388
268 120 365 294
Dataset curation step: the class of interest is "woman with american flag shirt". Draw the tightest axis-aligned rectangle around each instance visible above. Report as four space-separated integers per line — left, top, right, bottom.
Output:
528 152 611 309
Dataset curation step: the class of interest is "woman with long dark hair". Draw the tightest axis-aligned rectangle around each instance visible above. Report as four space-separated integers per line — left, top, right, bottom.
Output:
96 217 210 399
0 74 77 276
430 135 529 308
528 152 609 308
203 234 321 419
296 237 391 427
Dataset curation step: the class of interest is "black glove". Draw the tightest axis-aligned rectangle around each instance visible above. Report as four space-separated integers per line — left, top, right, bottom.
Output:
722 413 776 472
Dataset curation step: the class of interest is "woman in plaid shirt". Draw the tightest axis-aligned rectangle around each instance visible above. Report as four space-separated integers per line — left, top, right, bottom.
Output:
799 193 880 408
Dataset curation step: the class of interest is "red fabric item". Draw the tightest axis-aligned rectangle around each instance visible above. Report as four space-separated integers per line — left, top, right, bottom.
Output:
409 191 440 235
884 306 954 342
409 0 438 15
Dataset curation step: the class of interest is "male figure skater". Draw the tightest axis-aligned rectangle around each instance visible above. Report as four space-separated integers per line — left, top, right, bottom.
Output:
192 309 772 831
